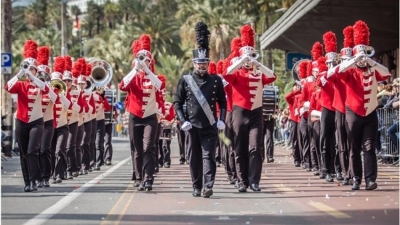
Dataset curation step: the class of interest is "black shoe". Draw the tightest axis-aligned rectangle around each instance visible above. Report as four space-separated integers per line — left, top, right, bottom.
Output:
144 181 153 191
351 181 360 190
365 182 378 190
250 184 261 192
305 168 312 172
37 180 44 188
24 184 32 192
72 172 79 177
179 160 185 165
325 174 333 182
164 163 170 168
302 164 306 169
342 178 350 185
56 177 63 183
229 179 236 185
319 174 326 179
79 170 84 175
267 158 275 163
105 160 112 166
192 188 201 197
93 166 100 171
203 188 213 198
88 168 93 172
84 170 88 175
30 181 37 191
313 171 320 176
216 161 221 167
133 180 141 187
43 180 50 187
294 161 301 167
238 183 247 193
336 173 344 181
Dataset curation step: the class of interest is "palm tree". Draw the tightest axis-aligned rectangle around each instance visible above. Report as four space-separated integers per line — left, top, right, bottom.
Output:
23 0 47 29
176 0 249 62
86 0 104 35
103 0 120 29
156 54 190 93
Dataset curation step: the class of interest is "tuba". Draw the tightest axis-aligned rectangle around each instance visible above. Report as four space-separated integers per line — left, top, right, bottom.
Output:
50 78 67 94
89 59 113 87
291 59 308 87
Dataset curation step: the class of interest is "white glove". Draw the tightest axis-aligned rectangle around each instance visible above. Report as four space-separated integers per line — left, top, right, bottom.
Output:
354 53 366 63
181 121 192 131
366 57 377 67
140 61 151 75
133 59 141 71
294 108 299 116
216 120 225 130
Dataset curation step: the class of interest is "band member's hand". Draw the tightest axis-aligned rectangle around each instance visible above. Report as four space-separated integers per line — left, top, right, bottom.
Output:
354 53 366 63
133 59 141 71
216 120 225 130
140 61 151 75
181 121 192 131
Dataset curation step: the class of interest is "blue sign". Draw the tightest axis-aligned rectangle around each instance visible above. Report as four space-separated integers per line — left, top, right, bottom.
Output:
286 52 311 71
1 52 12 74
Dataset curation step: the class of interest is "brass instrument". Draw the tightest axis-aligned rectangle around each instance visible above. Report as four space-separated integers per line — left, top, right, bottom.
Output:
136 53 146 62
37 71 51 83
20 61 30 70
291 59 308 86
85 77 95 92
89 59 113 87
50 78 67 94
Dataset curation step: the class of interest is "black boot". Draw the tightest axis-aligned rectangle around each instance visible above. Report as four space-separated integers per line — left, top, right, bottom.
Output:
325 174 333 182
144 181 153 191
336 172 344 181
192 188 201 197
238 183 247 193
30 181 37 191
203 188 213 198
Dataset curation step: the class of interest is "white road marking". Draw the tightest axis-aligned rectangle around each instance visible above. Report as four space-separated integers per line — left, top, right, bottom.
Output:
23 157 131 225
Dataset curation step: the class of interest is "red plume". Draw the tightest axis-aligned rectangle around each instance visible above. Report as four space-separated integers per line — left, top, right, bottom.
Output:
85 62 92 76
77 58 86 76
307 61 313 76
231 37 242 56
343 26 354 48
323 32 337 53
353 20 369 46
311 42 323 61
64 55 72 71
53 56 65 73
72 60 82 78
131 40 141 56
37 46 50 66
223 57 232 73
240 25 255 48
216 60 224 74
23 40 38 59
140 34 151 52
299 61 308 79
317 57 327 72
208 61 216 74
158 74 166 84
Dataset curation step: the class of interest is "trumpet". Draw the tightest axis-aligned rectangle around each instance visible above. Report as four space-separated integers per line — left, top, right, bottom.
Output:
50 78 67 94
20 61 30 70
37 71 51 83
136 53 146 62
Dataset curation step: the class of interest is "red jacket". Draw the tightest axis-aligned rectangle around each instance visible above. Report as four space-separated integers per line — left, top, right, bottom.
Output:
5 80 49 123
293 94 302 123
310 90 322 112
299 81 316 119
285 89 301 121
163 101 175 122
223 68 276 110
119 72 166 118
316 71 335 111
336 67 390 116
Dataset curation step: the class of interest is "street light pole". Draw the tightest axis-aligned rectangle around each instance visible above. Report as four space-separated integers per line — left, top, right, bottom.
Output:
61 0 68 56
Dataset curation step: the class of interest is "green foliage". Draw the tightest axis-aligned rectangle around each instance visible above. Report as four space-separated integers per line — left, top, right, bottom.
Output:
11 0 296 107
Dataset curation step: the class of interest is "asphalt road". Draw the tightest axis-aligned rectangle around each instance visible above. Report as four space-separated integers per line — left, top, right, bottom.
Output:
1 137 399 225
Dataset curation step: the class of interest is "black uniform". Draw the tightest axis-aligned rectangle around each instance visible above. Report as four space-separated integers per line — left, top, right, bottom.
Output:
174 72 226 191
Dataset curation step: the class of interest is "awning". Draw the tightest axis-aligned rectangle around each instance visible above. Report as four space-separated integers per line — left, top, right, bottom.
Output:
260 0 399 56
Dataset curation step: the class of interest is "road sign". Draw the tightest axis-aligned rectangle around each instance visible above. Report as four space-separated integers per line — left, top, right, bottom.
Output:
1 52 12 74
286 52 311 71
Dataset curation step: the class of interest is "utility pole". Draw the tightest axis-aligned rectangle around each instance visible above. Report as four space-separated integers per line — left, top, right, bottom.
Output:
1 0 14 155
61 0 68 56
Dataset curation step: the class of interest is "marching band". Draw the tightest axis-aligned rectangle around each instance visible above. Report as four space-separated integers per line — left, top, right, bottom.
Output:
5 20 391 196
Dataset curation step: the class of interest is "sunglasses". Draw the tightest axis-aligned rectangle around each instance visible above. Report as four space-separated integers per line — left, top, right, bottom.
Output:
64 80 72 82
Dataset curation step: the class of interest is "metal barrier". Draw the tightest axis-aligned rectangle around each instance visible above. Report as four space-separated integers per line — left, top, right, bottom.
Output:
377 108 399 158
